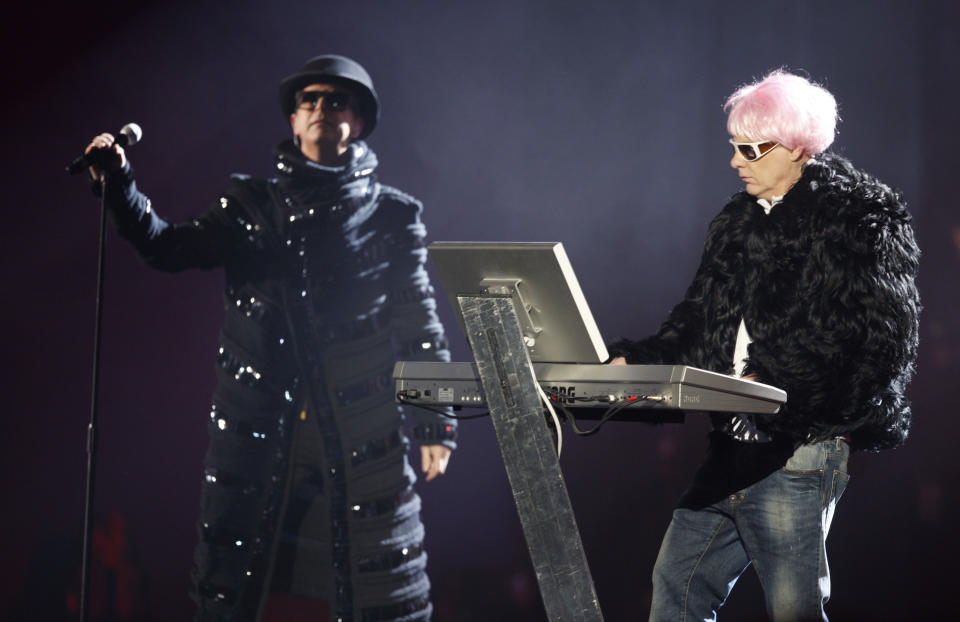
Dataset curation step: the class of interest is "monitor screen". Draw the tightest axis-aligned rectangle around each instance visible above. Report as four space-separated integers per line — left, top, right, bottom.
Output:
428 242 609 364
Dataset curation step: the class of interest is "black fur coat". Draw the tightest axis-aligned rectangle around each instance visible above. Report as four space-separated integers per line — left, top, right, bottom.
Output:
609 153 920 451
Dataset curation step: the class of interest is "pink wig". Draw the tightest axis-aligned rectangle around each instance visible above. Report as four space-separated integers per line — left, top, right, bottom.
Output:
724 70 838 154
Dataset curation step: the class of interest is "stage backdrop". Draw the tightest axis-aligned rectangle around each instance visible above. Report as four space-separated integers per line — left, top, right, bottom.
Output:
2 1 957 620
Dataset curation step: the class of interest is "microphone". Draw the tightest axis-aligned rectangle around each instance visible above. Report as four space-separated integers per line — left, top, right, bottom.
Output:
67 123 143 175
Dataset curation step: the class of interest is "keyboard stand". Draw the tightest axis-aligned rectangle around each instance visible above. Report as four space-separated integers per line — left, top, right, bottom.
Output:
458 293 604 622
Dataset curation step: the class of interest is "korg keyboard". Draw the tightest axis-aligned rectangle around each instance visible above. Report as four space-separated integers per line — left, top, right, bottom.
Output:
394 361 785 415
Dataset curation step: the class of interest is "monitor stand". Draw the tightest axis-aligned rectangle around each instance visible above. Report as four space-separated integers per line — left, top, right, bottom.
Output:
458 293 604 622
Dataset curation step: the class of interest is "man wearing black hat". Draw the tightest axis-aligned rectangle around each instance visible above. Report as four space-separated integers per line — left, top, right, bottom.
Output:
83 55 455 622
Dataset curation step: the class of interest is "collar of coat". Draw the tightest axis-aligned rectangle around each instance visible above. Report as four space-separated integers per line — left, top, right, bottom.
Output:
274 139 379 189
728 151 910 230
270 139 381 216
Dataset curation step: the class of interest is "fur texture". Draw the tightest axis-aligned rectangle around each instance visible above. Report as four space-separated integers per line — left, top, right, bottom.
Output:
609 153 920 451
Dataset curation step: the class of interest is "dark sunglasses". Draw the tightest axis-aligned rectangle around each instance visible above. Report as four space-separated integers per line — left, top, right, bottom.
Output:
729 139 780 162
295 90 355 113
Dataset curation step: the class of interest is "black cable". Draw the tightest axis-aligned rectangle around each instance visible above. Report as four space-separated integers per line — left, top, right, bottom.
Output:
396 394 491 420
397 389 662 430
540 387 659 437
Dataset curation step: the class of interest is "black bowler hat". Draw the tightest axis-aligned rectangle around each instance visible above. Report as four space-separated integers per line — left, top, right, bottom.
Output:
278 54 380 139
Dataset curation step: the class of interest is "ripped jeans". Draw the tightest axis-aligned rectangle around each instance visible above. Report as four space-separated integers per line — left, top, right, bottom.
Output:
650 438 850 622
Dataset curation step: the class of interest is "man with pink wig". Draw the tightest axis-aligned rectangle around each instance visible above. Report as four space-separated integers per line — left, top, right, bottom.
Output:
609 70 920 620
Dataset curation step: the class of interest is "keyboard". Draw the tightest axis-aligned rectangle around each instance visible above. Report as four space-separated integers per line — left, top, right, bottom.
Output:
393 361 785 415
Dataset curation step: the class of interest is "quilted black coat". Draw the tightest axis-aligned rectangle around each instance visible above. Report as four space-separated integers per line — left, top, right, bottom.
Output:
100 140 455 621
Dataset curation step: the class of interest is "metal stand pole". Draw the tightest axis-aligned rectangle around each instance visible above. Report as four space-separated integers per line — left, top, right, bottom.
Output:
458 294 604 622
80 182 109 622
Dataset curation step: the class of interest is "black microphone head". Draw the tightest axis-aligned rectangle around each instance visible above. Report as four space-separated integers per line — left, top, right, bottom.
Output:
117 123 142 147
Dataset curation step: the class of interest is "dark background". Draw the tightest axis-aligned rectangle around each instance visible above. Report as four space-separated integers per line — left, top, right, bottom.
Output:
3 1 958 620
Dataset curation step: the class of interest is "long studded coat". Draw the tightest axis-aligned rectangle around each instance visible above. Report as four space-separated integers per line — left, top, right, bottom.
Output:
101 140 455 622
609 153 920 452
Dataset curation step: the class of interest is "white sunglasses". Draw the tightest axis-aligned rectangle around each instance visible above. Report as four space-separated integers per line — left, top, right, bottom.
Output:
729 139 780 162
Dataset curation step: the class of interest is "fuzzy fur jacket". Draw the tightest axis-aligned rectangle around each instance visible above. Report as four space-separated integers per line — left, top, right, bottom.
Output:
608 153 920 451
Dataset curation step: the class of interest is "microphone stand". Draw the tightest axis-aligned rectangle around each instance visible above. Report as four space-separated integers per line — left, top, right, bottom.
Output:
80 176 109 622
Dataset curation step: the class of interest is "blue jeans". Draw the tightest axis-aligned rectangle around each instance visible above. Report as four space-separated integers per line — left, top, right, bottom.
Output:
650 438 850 622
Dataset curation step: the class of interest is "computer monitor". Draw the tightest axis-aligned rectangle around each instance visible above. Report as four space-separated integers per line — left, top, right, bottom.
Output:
428 242 609 364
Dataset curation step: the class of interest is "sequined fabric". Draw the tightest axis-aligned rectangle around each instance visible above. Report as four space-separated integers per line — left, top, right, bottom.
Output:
100 141 454 622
